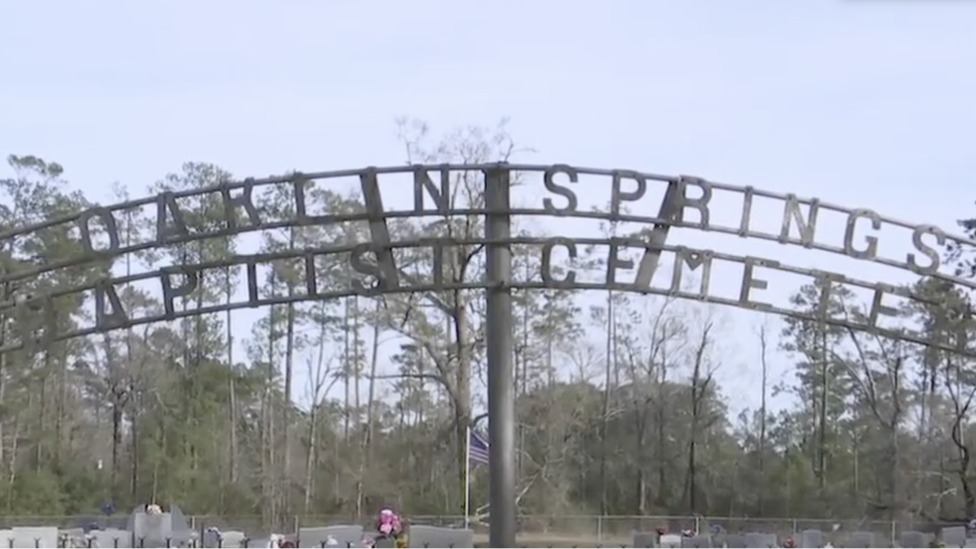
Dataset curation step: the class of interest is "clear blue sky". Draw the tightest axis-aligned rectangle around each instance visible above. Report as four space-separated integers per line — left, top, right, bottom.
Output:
1 1 975 415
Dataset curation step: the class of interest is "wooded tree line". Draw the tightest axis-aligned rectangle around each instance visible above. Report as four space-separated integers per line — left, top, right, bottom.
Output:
1 120 976 530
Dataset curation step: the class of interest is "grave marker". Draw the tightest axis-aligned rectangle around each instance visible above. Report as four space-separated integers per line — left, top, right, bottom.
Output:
745 532 778 548
800 529 824 548
634 532 660 549
681 535 712 548
944 526 967 548
408 524 474 549
899 530 928 548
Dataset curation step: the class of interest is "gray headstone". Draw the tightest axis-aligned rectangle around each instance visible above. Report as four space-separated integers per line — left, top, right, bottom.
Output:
200 530 220 548
843 531 874 548
374 538 396 548
744 532 777 548
633 531 659 548
681 535 711 548
132 512 174 547
408 525 473 548
963 538 976 548
722 534 747 548
899 530 927 548
800 529 824 548
299 525 363 548
944 526 967 548
168 506 186 527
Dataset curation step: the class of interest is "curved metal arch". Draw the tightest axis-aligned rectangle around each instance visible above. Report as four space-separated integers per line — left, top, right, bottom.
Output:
4 236 970 357
0 164 972 291
1 163 972 549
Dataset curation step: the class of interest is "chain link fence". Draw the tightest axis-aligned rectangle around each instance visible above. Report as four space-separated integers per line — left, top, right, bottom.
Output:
0 513 919 545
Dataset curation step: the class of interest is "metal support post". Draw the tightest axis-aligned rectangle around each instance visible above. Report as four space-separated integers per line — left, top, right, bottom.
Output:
484 166 516 548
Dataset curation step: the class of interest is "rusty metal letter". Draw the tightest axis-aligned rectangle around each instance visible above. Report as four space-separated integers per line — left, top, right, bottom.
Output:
360 169 400 289
670 248 713 297
606 239 634 285
867 287 899 327
542 165 579 213
161 266 200 319
246 261 261 306
293 174 332 225
427 238 452 290
413 165 451 214
843 209 882 260
78 206 120 253
675 176 713 229
541 238 577 286
907 224 946 275
632 181 682 290
739 258 773 310
94 281 128 330
221 177 262 228
812 273 836 319
155 192 189 243
738 186 754 237
304 253 319 296
610 170 646 216
779 195 819 247
350 243 383 295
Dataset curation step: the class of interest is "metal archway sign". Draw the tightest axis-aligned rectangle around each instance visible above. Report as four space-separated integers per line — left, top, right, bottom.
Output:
0 163 971 547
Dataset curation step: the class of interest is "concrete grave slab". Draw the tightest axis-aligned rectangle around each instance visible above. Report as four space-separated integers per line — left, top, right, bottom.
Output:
407 525 473 548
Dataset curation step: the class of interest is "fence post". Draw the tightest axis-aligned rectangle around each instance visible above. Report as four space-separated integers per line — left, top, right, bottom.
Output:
890 519 896 546
596 516 602 543
791 518 797 535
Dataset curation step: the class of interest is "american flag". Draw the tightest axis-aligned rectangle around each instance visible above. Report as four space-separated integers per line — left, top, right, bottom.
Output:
468 429 490 466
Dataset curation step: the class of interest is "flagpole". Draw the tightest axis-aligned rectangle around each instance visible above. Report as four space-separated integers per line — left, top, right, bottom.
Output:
464 423 471 529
